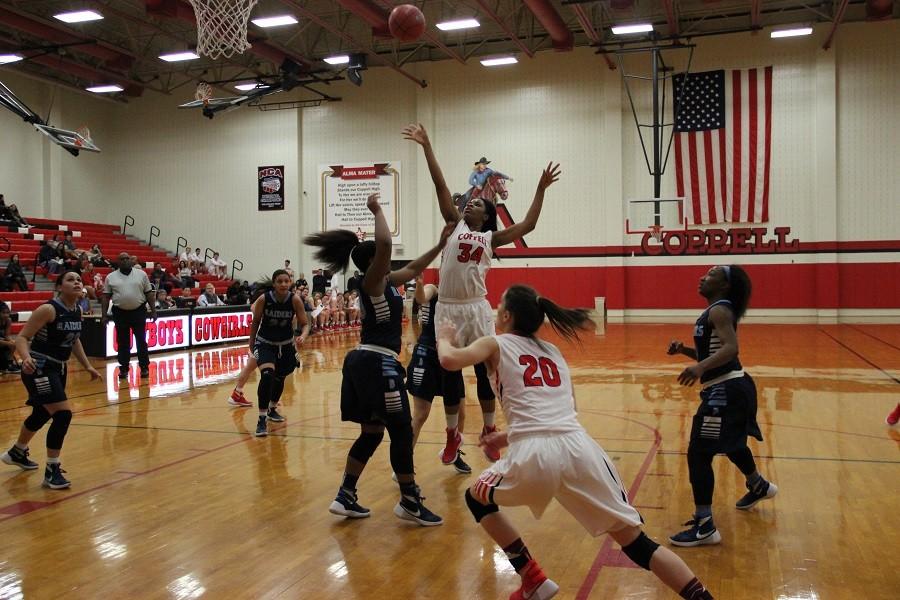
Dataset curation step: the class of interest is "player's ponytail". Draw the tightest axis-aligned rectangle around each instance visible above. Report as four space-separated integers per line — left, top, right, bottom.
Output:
504 284 591 343
304 231 376 273
724 264 752 321
482 199 498 233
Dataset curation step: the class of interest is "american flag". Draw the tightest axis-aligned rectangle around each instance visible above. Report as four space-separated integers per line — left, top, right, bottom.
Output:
673 67 773 224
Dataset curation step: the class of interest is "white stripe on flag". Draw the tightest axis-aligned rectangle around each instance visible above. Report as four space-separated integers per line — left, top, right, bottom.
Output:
739 69 751 223
753 73 767 223
724 72 735 222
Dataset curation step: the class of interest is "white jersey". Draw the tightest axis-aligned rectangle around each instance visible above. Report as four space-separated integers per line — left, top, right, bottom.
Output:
491 334 583 442
438 219 493 301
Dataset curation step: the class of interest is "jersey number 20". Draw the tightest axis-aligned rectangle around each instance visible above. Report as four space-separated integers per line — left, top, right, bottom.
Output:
519 355 561 387
456 243 485 264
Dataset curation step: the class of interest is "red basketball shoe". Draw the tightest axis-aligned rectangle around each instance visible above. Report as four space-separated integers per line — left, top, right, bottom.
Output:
440 428 462 464
480 425 502 462
227 389 252 408
509 560 558 600
887 403 900 426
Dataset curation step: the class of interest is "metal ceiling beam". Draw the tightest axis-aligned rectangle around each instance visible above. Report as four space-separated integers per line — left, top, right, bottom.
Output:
522 0 574 51
662 0 680 36
568 3 615 70
471 0 534 58
750 0 761 30
0 63 126 104
278 0 427 88
822 0 850 49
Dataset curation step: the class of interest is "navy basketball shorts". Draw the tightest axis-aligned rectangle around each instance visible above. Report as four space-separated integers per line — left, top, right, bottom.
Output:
22 363 68 406
406 343 465 404
689 374 762 454
253 341 297 376
341 349 411 425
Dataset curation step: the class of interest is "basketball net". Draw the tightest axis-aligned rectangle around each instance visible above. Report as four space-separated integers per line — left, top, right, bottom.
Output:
649 225 664 243
74 126 92 148
188 0 258 59
195 82 213 106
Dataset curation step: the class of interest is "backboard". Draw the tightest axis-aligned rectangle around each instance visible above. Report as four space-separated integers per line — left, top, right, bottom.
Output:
625 198 687 240
34 123 100 154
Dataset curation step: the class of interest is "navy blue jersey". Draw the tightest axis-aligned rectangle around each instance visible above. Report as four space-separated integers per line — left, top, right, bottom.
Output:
257 290 295 343
360 280 404 354
693 299 742 383
31 298 82 363
416 293 438 348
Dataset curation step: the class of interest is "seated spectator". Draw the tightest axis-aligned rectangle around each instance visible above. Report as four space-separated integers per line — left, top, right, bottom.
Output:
189 247 203 273
37 241 56 271
76 289 92 316
3 254 28 291
174 287 196 309
61 231 78 259
130 255 143 271
179 245 190 267
155 288 176 310
48 245 68 275
283 259 295 279
225 281 248 305
0 194 30 228
88 244 111 267
177 260 194 288
0 302 20 373
206 252 227 278
296 272 308 289
197 283 224 307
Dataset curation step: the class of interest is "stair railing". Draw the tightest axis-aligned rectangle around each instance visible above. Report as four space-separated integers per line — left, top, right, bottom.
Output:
231 259 243 281
122 215 134 235
149 225 161 248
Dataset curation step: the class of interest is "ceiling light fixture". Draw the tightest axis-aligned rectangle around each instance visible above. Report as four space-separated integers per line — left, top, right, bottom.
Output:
86 85 123 93
54 10 104 24
436 18 480 31
251 15 298 28
480 56 518 67
324 55 350 65
770 27 813 38
611 23 653 35
0 54 24 64
159 51 200 62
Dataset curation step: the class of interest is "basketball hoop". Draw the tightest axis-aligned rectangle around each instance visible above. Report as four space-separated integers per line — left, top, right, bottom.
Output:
74 125 92 148
188 0 258 59
649 225 664 243
194 82 213 106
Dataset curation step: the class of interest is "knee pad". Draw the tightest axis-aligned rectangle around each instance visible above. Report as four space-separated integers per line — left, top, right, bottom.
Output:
464 488 499 523
46 409 73 451
24 404 51 432
474 362 495 400
621 532 659 571
348 430 384 463
257 368 275 409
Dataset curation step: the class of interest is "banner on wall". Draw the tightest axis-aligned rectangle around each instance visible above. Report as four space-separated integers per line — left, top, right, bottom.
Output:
258 165 285 211
319 162 401 243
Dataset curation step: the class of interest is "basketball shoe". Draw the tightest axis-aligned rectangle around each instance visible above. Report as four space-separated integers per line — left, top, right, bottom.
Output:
480 425 501 462
43 463 71 489
453 450 472 474
440 427 462 464
255 416 268 437
394 486 443 526
227 389 252 407
886 404 900 426
669 515 722 547
736 479 778 510
510 560 559 600
329 488 371 519
1 445 38 470
266 407 285 422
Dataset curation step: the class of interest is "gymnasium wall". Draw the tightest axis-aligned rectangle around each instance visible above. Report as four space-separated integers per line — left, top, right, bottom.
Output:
5 19 896 321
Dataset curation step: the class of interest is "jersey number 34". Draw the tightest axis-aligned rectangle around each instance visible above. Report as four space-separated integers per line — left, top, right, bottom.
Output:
456 243 485 264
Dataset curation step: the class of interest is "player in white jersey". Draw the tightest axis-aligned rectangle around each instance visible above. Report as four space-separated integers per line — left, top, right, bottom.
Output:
437 284 716 600
405 123 560 464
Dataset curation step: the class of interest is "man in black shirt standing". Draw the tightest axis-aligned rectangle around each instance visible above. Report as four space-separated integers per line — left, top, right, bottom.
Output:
312 269 327 296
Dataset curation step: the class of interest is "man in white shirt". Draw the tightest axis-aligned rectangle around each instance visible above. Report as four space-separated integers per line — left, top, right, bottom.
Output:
101 253 157 381
207 252 227 278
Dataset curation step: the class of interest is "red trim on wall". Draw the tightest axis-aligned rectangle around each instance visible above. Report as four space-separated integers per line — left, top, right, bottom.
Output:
424 262 900 309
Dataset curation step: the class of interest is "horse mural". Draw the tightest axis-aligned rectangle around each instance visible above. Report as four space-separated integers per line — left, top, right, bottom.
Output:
455 174 510 212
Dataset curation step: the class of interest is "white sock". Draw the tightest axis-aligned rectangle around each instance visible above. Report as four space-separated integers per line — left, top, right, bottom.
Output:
13 442 27 450
446 414 459 430
46 456 60 465
235 385 243 393
483 412 495 428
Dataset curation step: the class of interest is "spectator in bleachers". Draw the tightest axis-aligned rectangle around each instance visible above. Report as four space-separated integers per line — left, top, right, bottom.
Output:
76 289 92 316
347 270 361 294
61 232 78 259
179 245 190 267
190 247 203 273
0 194 30 228
155 289 175 310
225 281 248 305
3 254 28 292
88 244 111 267
207 252 227 278
312 269 327 295
130 255 143 271
177 260 194 289
48 246 67 275
174 286 196 309
0 302 20 373
283 259 295 279
296 272 308 289
37 241 56 272
197 283 224 307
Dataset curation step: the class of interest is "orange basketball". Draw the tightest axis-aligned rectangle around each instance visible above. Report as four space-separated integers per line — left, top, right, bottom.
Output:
388 4 426 43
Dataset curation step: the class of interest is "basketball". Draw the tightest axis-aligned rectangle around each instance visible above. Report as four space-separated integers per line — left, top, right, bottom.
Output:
388 4 426 43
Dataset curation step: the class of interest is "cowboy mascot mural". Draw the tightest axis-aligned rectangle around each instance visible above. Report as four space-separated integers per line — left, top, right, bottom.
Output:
455 156 513 212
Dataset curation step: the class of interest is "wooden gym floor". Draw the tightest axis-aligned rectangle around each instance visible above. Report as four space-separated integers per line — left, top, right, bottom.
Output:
0 323 897 599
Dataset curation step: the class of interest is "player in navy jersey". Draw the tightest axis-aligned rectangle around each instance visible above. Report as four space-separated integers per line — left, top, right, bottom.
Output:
1 271 102 489
404 123 561 465
248 270 309 437
667 265 777 547
437 284 715 600
305 193 453 526
407 275 470 474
